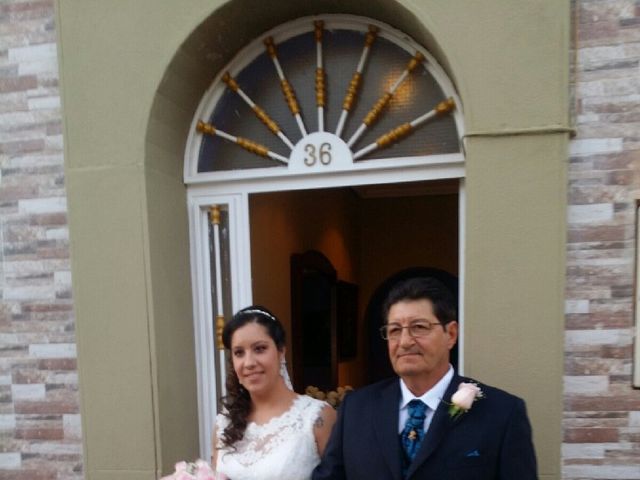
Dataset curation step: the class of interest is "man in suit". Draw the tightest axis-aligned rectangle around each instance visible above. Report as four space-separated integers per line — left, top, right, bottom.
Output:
312 277 537 479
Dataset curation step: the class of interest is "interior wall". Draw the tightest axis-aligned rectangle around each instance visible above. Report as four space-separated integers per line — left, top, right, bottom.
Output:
358 192 459 302
249 188 458 388
355 193 459 383
249 188 359 373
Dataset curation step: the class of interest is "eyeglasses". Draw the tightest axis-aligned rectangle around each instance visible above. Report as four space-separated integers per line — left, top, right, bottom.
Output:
379 322 443 340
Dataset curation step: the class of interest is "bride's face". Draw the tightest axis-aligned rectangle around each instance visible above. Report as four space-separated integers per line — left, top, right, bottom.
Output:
231 322 284 395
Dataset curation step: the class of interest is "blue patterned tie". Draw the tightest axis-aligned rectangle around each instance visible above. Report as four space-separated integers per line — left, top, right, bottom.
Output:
401 399 427 477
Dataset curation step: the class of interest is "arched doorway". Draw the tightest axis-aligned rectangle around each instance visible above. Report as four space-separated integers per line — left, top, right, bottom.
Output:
182 14 464 459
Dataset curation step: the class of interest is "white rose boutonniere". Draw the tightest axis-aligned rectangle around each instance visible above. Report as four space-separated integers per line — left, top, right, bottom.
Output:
448 382 484 419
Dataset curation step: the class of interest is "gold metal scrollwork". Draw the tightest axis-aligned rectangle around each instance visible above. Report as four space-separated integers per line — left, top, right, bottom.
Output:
222 72 240 92
221 71 291 147
196 120 288 163
407 52 425 73
253 105 281 134
198 20 458 165
353 97 456 160
196 120 215 136
281 78 301 115
365 25 378 46
376 123 413 148
435 98 456 116
316 68 326 107
314 20 324 42
209 205 221 225
343 72 361 112
237 137 270 157
216 314 225 349
264 36 277 58
363 92 393 126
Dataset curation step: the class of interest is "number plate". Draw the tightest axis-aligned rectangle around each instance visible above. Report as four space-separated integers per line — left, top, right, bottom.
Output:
289 132 353 172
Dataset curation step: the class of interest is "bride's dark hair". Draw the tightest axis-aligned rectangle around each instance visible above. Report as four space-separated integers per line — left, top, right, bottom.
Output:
220 305 286 449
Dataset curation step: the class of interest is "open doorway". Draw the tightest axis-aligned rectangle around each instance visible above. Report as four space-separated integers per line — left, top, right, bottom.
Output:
249 179 459 391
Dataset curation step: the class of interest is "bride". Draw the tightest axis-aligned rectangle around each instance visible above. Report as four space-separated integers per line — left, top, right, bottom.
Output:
212 306 337 479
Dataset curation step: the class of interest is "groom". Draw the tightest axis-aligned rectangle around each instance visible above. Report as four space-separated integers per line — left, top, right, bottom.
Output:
312 277 537 479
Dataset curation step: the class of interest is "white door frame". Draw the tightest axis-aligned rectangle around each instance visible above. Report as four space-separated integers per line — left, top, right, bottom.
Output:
187 159 466 460
184 13 467 460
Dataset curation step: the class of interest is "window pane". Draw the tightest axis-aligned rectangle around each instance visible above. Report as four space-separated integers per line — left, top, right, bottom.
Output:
198 23 460 173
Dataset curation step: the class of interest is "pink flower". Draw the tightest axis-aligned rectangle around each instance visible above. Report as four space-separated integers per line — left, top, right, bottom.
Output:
174 461 189 473
194 459 216 480
164 459 225 480
451 382 481 410
448 382 483 419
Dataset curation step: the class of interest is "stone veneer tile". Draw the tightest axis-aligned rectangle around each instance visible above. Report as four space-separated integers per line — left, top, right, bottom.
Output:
563 464 640 479
564 375 610 394
570 138 624 156
566 299 590 314
0 453 21 469
565 356 627 376
7 43 57 63
565 328 634 348
11 383 45 400
566 0 640 475
562 442 607 458
0 0 82 477
28 343 76 358
564 427 620 443
17 197 66 214
568 203 615 223
0 472 56 480
0 414 16 430
63 413 81 440
26 442 83 455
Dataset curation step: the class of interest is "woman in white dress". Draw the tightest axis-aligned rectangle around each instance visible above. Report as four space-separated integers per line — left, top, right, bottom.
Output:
213 306 336 480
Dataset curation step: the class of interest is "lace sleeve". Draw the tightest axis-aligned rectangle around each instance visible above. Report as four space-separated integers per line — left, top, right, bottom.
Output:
214 412 230 448
303 397 328 431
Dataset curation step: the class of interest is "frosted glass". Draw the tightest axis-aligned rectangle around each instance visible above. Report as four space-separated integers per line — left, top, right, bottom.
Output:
198 28 459 172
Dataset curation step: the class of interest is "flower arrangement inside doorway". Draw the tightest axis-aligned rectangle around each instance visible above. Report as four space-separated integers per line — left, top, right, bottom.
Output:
447 382 484 420
305 385 353 408
161 459 227 480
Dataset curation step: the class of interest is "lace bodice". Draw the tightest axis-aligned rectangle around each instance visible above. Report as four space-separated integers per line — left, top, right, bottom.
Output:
215 395 326 480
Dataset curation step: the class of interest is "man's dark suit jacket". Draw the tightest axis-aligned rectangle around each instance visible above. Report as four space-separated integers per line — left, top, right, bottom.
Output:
312 373 537 480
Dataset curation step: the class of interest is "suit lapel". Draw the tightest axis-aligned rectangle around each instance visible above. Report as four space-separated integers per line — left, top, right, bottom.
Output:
406 374 464 478
373 380 403 480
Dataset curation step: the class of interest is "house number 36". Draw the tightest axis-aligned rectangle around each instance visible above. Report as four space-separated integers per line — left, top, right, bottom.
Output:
304 142 332 166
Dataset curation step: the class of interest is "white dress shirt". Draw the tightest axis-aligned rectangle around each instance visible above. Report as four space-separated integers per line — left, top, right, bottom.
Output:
398 365 454 434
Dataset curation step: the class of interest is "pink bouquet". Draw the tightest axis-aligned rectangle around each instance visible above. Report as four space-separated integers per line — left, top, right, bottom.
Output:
162 459 227 480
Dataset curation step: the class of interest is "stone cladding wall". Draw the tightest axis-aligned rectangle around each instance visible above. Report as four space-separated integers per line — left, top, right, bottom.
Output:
1 0 639 479
565 1 640 478
0 1 82 479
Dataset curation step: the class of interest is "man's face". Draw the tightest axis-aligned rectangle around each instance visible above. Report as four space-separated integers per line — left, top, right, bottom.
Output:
387 299 458 384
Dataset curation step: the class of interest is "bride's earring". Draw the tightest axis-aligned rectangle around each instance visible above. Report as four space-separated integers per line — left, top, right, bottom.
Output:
279 358 293 390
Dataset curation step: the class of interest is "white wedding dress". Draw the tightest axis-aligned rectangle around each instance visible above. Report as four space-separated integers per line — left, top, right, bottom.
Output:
215 395 326 480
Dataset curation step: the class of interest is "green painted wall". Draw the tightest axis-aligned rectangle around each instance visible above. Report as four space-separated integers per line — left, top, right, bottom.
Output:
464 134 567 480
57 0 569 478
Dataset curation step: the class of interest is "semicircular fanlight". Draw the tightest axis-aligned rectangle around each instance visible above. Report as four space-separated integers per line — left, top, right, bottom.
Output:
193 15 461 173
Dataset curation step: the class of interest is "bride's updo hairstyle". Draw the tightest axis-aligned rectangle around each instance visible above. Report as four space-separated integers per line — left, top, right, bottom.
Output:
220 305 286 448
